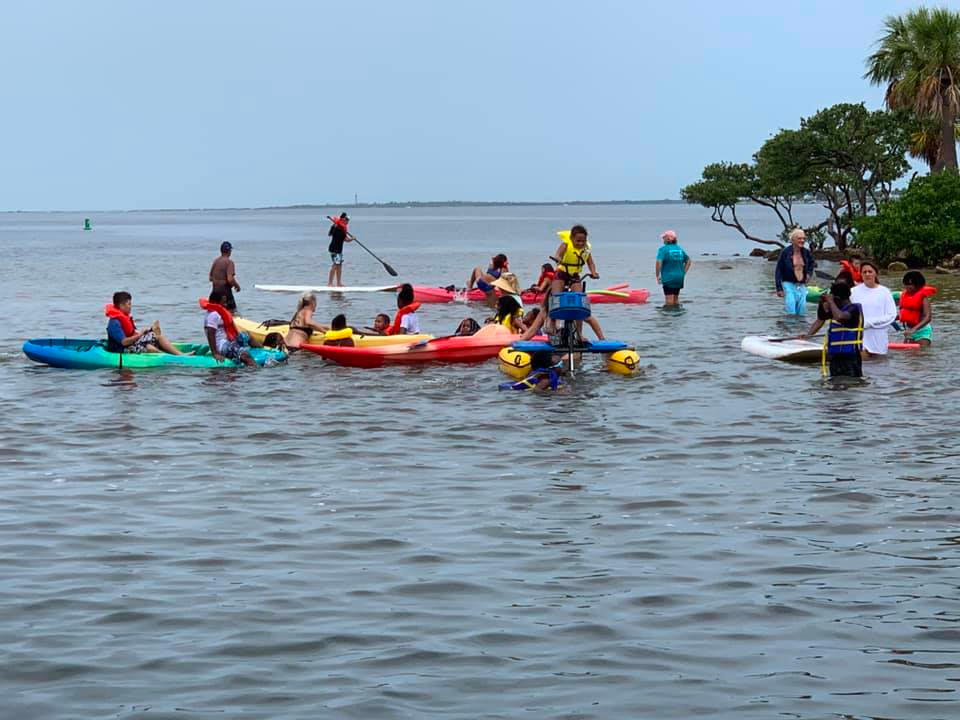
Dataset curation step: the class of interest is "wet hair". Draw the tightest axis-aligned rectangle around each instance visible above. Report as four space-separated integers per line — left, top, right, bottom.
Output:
397 283 415 307
262 332 286 350
830 281 851 300
374 313 390 327
455 317 481 336
531 350 554 370
209 289 226 304
112 291 131 306
494 294 521 324
570 224 588 239
492 254 509 271
331 314 348 331
903 270 925 288
859 260 880 277
835 270 855 287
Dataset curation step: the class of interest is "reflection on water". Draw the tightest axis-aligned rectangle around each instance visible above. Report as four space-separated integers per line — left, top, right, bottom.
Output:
1 207 959 719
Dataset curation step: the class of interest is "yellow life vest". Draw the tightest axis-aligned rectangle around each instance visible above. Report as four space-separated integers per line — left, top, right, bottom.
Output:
557 230 591 274
498 309 522 330
324 327 354 341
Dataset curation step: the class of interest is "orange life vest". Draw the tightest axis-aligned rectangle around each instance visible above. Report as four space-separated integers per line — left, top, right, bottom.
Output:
199 298 239 340
537 269 556 286
386 302 421 335
898 286 936 326
839 260 862 283
104 304 136 336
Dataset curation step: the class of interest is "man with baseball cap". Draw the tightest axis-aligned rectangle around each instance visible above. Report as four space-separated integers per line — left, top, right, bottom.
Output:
209 241 241 312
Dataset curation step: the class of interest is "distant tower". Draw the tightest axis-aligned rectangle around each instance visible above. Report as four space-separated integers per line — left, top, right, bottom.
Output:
83 218 91 231
354 193 358 206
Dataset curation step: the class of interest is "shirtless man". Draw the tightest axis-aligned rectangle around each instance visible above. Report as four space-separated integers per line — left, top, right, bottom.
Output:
209 241 241 312
774 228 815 315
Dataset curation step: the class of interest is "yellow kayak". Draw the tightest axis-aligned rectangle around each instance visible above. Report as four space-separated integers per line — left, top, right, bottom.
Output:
234 316 433 347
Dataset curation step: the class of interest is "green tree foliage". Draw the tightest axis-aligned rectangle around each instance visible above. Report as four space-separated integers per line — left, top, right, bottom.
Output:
682 104 909 250
855 171 960 265
755 103 910 251
865 6 960 172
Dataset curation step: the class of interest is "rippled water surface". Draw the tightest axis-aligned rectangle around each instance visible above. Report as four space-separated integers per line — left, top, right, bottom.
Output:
2 205 959 719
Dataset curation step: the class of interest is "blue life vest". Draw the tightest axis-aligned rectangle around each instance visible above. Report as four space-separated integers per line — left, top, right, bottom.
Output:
826 302 863 355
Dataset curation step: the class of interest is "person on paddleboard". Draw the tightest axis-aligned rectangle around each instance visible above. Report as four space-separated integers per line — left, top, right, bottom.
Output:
775 228 816 315
655 230 691 306
327 213 355 287
209 241 241 312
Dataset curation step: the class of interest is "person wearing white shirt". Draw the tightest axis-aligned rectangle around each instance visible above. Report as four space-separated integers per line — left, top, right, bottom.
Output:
850 261 897 357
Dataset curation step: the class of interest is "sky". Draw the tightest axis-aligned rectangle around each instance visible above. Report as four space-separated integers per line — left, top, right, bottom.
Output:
0 0 930 210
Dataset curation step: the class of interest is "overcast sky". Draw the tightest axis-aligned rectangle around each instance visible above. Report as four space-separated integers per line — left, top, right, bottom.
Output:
1 0 923 210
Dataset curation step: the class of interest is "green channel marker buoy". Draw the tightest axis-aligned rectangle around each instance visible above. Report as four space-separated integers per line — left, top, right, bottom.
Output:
83 218 91 231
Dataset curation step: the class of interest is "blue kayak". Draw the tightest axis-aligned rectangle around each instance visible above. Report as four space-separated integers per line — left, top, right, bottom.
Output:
22 339 286 370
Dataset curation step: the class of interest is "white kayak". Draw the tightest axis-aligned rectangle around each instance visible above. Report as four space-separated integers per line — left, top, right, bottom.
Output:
740 335 823 363
255 284 400 294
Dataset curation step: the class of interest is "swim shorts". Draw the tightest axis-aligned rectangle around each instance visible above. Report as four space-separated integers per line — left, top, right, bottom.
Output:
330 252 344 265
128 330 158 353
908 323 933 342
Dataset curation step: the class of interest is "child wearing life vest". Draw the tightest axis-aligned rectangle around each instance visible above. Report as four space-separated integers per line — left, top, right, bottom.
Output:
105 291 188 356
900 270 935 345
203 289 257 366
803 281 864 378
551 225 598 294
491 294 525 333
322 314 355 346
388 284 422 335
526 263 556 294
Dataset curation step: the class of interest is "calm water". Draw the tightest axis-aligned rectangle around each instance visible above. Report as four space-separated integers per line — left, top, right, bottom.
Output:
1 204 959 719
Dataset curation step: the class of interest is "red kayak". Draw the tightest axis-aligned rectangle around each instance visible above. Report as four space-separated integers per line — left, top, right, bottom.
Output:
301 324 544 369
412 284 649 305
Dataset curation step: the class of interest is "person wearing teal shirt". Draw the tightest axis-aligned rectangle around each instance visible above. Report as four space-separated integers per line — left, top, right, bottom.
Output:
655 229 692 305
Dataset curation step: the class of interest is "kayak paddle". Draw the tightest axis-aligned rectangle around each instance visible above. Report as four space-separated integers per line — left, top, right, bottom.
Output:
327 216 398 277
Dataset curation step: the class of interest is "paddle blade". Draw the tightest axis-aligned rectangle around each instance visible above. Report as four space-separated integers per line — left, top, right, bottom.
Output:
382 261 399 277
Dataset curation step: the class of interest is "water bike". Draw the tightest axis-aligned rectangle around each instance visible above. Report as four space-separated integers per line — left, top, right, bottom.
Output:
506 288 639 383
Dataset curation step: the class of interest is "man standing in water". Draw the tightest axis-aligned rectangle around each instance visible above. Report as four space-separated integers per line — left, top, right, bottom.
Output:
209 241 240 312
774 228 815 315
327 212 355 287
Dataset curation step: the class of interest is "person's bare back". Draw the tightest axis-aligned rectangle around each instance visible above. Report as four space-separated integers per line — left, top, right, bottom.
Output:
210 256 234 287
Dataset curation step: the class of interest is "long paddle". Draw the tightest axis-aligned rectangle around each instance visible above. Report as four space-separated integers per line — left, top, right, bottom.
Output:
327 216 398 277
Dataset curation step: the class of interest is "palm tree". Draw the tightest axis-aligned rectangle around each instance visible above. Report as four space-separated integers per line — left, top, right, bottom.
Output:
865 7 960 172
908 116 960 169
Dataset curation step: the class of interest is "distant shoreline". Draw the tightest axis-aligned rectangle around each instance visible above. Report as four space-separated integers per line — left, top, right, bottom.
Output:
1 199 685 214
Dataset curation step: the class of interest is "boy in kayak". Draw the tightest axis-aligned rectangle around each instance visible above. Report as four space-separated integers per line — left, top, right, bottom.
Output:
105 291 189 355
203 289 257 366
322 314 355 347
900 270 936 346
366 313 391 335
389 284 423 334
803 281 863 378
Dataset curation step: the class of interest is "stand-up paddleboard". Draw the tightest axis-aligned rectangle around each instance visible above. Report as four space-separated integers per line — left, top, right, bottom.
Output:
741 335 823 363
255 284 400 294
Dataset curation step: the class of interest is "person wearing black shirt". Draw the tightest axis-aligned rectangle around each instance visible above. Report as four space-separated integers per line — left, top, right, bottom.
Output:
327 212 355 287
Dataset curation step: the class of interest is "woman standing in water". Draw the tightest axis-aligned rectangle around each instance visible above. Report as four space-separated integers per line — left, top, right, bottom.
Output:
655 230 691 305
850 261 897 357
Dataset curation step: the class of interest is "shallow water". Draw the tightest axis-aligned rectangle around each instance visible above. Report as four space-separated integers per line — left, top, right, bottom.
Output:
2 205 959 719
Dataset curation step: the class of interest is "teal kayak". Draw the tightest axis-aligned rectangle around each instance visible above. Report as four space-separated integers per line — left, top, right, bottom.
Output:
806 286 901 304
22 338 286 370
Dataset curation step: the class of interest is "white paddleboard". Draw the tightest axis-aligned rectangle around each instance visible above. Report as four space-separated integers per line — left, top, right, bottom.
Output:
255 284 400 294
741 335 823 363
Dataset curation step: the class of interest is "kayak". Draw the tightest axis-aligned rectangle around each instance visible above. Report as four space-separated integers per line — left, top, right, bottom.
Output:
806 286 901 304
22 338 286 370
233 316 432 348
740 335 823 363
255 284 399 293
300 324 539 368
412 285 650 305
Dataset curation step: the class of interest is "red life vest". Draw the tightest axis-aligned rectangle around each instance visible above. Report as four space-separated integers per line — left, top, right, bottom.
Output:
839 260 862 283
199 298 238 340
898 285 936 326
537 269 556 286
104 304 136 336
386 302 421 335
330 216 349 231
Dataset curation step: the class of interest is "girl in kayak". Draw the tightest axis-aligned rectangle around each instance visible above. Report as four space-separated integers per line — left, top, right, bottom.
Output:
391 284 423 334
900 271 936 346
850 261 897 357
491 294 525 333
284 292 330 349
655 230 692 306
466 253 509 305
525 263 556 295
